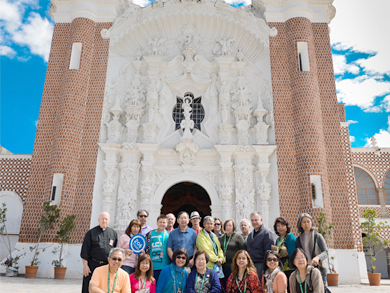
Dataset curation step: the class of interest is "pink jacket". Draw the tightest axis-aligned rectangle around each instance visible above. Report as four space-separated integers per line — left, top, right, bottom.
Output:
117 234 138 268
130 273 156 293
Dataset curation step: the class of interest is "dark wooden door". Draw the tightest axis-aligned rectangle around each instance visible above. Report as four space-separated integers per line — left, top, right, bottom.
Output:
161 182 211 228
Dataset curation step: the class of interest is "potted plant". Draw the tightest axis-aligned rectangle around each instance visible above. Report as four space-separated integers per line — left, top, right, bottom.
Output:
361 208 389 286
317 212 338 286
0 203 24 276
26 201 60 278
52 214 76 279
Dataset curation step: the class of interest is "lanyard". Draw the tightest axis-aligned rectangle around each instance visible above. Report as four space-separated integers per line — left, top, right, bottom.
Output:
138 275 147 290
298 271 307 293
196 271 206 292
156 230 167 247
207 232 218 255
244 236 248 242
235 272 247 293
223 233 233 252
107 268 118 293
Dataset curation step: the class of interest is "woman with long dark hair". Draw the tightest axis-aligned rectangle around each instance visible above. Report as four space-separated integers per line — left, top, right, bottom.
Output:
130 254 156 292
226 250 262 293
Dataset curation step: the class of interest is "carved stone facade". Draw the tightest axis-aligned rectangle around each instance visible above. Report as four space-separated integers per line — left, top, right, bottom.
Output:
93 0 279 230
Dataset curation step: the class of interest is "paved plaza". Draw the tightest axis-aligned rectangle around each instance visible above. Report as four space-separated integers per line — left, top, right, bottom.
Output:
0 276 390 293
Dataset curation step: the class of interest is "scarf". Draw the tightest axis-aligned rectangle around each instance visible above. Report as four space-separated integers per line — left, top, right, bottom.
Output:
170 263 186 293
264 267 280 293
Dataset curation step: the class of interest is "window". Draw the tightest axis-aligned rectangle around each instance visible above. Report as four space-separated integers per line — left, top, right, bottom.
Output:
172 93 204 131
384 171 390 204
297 42 310 72
354 167 378 204
69 43 82 69
50 173 64 206
310 175 323 208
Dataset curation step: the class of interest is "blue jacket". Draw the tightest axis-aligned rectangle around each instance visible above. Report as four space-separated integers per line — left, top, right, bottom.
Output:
186 268 221 293
246 225 275 263
156 264 188 293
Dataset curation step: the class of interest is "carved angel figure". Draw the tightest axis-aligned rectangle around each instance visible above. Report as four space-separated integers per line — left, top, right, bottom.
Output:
149 37 167 56
213 38 235 56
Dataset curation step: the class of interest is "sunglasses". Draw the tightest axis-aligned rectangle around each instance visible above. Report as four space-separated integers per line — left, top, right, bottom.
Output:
176 256 186 260
111 257 123 262
214 223 221 226
267 258 278 262
139 215 148 218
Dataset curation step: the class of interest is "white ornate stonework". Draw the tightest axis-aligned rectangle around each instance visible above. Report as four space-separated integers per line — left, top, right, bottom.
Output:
93 0 280 232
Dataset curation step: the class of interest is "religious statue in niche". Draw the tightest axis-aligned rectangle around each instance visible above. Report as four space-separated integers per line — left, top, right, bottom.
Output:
180 93 195 140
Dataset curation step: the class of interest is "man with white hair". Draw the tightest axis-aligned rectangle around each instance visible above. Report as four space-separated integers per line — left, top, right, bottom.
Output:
81 212 118 293
246 212 274 281
89 248 130 293
240 219 251 242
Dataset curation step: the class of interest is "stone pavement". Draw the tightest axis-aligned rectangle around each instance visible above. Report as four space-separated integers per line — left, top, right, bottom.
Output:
0 276 390 293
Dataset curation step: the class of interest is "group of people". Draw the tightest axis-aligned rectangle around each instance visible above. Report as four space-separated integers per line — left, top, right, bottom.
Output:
81 210 329 293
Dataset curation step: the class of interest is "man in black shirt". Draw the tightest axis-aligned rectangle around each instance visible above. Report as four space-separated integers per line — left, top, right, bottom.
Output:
80 212 118 293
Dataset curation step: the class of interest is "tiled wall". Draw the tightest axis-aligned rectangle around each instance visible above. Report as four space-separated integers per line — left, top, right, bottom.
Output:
0 157 31 201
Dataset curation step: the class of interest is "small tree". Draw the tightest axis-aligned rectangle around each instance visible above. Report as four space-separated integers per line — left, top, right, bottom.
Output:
361 209 389 273
0 203 21 269
52 214 76 267
317 212 336 273
30 201 60 266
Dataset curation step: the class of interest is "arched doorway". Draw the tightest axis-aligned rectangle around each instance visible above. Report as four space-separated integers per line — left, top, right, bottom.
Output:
161 182 211 228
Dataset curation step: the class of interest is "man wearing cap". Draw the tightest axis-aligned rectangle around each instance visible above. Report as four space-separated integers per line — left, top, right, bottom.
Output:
190 211 203 235
81 212 118 293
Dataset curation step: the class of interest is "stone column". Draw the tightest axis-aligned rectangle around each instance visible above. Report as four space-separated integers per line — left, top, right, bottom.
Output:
216 57 235 144
142 56 163 143
139 144 160 211
233 147 256 223
100 146 120 215
378 188 389 218
114 143 142 232
215 145 235 221
253 145 276 228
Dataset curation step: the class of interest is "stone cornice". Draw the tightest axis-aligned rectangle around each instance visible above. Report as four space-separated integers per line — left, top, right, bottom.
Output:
50 0 119 23
262 0 336 24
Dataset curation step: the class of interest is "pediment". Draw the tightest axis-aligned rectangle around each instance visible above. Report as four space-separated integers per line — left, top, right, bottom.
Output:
102 0 277 64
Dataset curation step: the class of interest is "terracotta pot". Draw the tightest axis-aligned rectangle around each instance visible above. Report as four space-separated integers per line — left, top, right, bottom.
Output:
54 267 67 279
327 273 339 286
25 266 39 278
368 273 381 286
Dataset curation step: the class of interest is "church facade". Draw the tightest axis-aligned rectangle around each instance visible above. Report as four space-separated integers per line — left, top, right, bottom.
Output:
3 0 389 282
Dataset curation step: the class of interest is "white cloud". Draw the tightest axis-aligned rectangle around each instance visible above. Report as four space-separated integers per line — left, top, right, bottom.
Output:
330 0 390 75
349 136 355 143
347 120 358 124
365 116 390 148
132 0 151 7
12 12 53 61
380 96 390 112
336 75 390 110
0 0 53 62
332 54 360 75
0 45 16 58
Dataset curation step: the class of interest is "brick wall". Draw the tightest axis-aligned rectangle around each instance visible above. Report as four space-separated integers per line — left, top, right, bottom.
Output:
0 156 31 201
18 19 111 244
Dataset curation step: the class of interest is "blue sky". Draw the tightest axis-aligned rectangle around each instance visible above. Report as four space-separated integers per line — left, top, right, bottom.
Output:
1 0 389 154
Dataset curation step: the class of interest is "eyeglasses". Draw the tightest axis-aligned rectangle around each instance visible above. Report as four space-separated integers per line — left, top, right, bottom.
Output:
267 258 278 262
111 257 123 262
176 256 186 260
139 215 148 218
214 223 221 226
295 256 306 260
